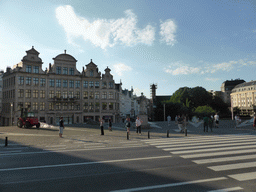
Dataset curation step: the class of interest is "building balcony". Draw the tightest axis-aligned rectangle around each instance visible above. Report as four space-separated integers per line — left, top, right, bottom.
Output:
48 96 80 103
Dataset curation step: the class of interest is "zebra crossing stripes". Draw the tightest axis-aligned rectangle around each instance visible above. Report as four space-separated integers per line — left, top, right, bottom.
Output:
158 140 256 150
181 149 256 159
144 135 256 181
207 187 243 192
145 135 256 146
193 154 256 164
169 144 256 154
229 172 256 181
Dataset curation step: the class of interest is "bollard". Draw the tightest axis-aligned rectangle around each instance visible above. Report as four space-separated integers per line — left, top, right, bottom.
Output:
148 131 150 139
185 128 187 136
127 132 129 140
5 137 8 147
167 130 169 138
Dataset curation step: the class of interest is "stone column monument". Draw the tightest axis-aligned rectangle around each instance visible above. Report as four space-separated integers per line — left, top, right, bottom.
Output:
138 93 150 129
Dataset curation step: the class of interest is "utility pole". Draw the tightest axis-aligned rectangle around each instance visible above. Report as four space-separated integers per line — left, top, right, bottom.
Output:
163 103 165 121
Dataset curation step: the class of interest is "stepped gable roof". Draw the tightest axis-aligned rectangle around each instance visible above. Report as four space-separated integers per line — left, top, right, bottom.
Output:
234 80 256 89
22 46 42 63
26 46 39 55
53 50 77 62
105 66 111 72
86 59 97 67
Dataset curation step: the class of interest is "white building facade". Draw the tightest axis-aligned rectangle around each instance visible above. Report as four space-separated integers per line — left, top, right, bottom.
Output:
120 88 140 120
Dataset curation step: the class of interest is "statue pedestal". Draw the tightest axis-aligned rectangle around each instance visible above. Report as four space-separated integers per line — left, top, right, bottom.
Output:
139 114 150 129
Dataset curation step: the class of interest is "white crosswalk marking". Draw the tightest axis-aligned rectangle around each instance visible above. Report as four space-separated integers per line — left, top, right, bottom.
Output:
229 172 256 181
207 187 243 192
144 135 256 182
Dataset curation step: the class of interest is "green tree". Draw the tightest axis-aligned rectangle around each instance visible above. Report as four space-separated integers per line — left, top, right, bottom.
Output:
194 105 216 116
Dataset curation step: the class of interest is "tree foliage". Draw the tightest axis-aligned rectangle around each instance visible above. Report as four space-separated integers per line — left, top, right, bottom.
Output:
194 105 216 116
153 86 229 121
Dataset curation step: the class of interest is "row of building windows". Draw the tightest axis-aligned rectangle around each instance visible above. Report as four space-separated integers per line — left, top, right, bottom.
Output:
3 90 15 99
233 87 256 93
18 76 114 89
16 102 116 111
3 77 15 88
54 66 75 75
26 65 40 73
26 65 76 76
17 90 115 99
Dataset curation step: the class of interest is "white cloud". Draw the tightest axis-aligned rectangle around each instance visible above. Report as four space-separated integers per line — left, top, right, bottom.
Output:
113 63 132 76
165 65 200 75
247 61 256 65
205 61 236 74
159 19 177 46
205 78 219 82
165 59 256 75
55 6 155 49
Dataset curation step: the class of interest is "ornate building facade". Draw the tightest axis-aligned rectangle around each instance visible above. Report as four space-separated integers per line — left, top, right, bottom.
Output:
1 47 121 126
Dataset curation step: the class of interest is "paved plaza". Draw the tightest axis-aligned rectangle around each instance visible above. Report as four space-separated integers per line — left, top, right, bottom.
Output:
0 120 255 148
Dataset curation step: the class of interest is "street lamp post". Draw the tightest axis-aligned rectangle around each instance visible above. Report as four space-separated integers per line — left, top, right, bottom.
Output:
163 103 166 121
10 103 13 126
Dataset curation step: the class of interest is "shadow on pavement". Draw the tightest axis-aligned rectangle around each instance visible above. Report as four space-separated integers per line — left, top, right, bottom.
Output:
0 137 229 192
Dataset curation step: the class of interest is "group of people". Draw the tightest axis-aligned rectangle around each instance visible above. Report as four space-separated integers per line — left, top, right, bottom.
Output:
100 116 143 136
172 113 220 133
58 116 143 138
203 113 219 132
58 113 256 137
174 115 187 133
124 116 143 135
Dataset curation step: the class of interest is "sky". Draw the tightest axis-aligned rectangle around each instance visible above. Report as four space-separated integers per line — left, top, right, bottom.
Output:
0 0 256 98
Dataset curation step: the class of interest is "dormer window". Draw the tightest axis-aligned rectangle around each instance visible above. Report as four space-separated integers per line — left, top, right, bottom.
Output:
56 67 61 74
103 82 107 88
63 67 68 75
33 66 39 73
90 70 94 77
26 65 32 73
109 82 114 88
69 68 74 75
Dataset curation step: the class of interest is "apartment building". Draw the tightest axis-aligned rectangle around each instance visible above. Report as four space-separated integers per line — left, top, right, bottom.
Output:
231 80 256 115
0 71 3 125
221 79 245 104
1 47 121 126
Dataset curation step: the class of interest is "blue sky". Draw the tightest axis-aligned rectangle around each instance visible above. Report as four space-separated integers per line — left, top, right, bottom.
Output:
0 0 256 98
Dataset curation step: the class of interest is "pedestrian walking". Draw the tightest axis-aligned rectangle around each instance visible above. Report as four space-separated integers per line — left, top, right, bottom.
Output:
175 115 178 124
235 115 241 129
253 114 256 130
177 115 184 133
59 117 64 138
108 119 112 131
167 115 171 126
135 116 143 135
203 115 209 132
99 118 104 135
209 115 213 132
214 113 219 128
126 117 131 134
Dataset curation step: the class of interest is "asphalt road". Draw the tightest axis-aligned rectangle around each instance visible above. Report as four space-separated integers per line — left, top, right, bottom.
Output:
1 121 256 191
